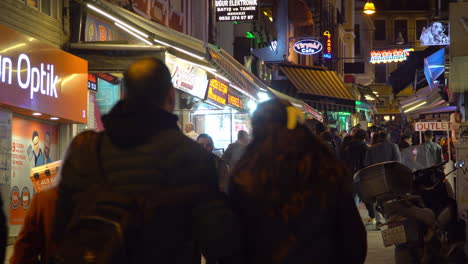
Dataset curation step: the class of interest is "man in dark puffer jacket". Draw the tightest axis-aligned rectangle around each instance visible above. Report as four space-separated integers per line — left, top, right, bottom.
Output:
52 58 242 263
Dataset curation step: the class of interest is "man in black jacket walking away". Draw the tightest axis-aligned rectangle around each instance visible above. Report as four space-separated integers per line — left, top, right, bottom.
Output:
53 58 242 263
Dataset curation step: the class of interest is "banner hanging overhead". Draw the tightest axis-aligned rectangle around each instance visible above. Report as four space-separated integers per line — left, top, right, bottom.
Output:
215 0 258 21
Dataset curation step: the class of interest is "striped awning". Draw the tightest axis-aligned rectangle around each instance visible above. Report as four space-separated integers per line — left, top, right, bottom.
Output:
280 66 355 100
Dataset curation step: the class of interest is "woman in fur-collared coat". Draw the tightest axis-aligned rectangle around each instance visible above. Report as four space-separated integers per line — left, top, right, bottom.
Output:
228 99 367 264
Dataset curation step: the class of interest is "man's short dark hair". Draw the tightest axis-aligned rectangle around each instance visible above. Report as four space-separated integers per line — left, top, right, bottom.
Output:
124 58 172 106
197 133 213 144
238 130 248 140
32 130 39 141
424 130 434 138
401 134 412 141
354 129 368 141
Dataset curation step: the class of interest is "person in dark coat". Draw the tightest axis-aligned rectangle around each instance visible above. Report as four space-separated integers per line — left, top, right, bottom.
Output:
53 58 242 264
223 130 249 169
365 131 401 165
364 131 401 225
342 129 368 175
320 130 338 156
398 134 413 151
229 99 367 264
197 133 230 193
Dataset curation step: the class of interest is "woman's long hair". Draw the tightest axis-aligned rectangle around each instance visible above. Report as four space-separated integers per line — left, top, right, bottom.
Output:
231 99 349 222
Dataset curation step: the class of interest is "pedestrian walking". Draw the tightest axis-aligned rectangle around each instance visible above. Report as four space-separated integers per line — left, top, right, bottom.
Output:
52 58 242 264
364 131 401 225
422 130 443 166
365 131 401 165
342 129 368 175
222 130 249 169
197 133 230 193
10 188 58 264
320 130 338 156
228 99 367 264
398 134 413 151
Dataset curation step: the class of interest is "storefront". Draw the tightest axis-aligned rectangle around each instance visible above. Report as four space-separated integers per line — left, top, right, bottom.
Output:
0 24 88 236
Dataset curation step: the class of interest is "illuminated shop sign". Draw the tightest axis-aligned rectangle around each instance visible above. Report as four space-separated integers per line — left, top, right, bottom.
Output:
206 79 229 106
88 74 97 92
323 31 332 59
415 122 451 131
420 22 450 46
293 39 323 55
215 0 258 21
0 54 59 99
0 24 88 123
370 48 414 64
166 54 209 99
227 87 244 109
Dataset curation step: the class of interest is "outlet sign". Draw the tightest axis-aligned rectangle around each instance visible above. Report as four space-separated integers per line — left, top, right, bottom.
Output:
0 24 88 123
293 40 323 55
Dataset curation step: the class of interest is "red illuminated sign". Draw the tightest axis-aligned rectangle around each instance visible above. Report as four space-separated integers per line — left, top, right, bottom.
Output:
206 79 228 106
370 48 414 64
228 93 243 109
323 31 332 59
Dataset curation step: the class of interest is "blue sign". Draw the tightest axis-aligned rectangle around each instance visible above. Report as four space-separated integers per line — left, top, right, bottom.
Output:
293 40 323 55
323 54 332 59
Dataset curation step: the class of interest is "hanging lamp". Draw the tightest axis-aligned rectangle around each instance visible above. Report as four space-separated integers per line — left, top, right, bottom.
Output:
363 1 376 15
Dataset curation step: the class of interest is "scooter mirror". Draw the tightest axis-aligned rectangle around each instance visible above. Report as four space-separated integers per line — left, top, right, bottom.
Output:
455 160 465 169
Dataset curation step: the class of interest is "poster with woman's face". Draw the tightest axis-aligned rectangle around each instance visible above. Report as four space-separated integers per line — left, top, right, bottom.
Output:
10 116 58 225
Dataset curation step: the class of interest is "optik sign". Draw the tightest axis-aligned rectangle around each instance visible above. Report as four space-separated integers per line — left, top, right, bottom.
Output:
293 39 323 55
0 54 59 100
0 24 88 123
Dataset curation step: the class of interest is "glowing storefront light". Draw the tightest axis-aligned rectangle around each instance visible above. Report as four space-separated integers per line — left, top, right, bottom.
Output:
154 38 204 60
115 23 153 46
370 48 414 64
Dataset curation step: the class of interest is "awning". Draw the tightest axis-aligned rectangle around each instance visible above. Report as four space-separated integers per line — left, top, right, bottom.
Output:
268 88 323 122
400 86 446 114
279 66 355 100
87 0 207 60
354 83 380 102
208 45 265 99
71 0 211 71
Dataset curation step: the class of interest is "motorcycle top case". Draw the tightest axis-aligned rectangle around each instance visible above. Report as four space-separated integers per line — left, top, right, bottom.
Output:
354 161 413 203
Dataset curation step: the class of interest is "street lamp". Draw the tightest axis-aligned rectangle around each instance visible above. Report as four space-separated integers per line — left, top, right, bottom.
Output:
363 1 376 15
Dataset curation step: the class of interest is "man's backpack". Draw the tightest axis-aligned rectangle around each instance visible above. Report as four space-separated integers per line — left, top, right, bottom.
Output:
52 132 210 264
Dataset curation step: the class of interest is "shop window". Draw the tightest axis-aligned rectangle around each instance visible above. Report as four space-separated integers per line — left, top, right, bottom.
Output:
374 64 387 84
41 0 51 16
394 19 408 44
374 20 386 41
416 19 428 41
95 77 122 115
171 0 183 13
19 0 59 18
355 24 361 55
26 0 38 8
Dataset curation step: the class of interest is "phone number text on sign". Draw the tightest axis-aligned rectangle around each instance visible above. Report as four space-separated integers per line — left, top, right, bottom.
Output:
215 0 258 21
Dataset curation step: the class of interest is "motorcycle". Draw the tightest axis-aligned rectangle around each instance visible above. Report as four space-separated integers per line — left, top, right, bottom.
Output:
354 160 466 264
